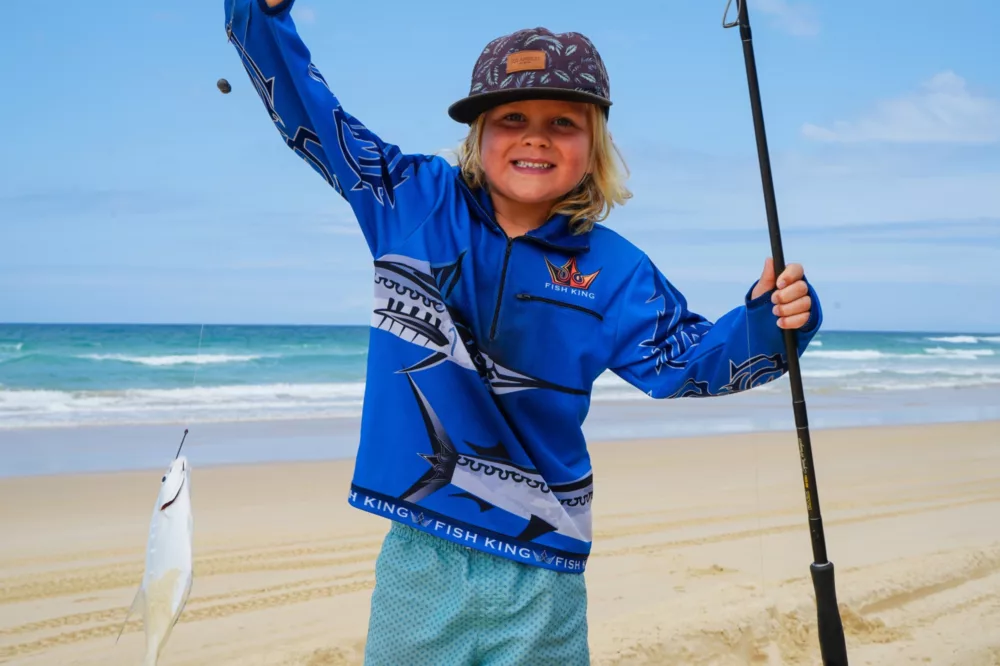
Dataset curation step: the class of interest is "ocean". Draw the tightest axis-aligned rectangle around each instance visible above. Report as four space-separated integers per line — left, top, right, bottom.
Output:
1 324 998 431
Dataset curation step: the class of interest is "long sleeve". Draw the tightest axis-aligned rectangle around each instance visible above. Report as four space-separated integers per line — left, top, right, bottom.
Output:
224 0 449 257
608 254 822 399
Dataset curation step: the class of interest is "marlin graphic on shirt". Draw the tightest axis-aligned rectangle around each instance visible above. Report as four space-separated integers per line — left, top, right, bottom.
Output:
333 107 410 207
398 373 593 543
228 25 407 206
638 280 713 374
720 352 788 393
227 23 282 126
372 253 585 396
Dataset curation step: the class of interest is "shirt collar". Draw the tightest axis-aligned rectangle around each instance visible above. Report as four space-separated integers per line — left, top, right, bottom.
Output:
458 174 592 253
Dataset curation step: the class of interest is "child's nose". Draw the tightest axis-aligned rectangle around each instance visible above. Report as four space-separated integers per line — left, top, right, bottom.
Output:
521 130 551 148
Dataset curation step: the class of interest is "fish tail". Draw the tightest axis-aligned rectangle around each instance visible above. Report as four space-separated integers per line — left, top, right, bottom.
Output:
141 629 162 666
142 646 160 666
115 586 144 644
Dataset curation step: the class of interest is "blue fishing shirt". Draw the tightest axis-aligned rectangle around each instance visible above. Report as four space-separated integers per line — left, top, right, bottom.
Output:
225 0 822 574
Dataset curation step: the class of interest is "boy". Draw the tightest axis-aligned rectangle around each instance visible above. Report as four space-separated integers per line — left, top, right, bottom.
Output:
225 1 820 663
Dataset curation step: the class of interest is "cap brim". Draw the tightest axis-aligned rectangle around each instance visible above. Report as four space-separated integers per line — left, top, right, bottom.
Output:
447 88 612 124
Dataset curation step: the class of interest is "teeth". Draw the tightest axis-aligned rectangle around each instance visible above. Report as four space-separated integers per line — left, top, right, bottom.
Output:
514 161 553 169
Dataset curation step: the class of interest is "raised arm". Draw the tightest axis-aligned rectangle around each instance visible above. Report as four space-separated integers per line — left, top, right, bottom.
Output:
224 0 449 256
608 254 821 399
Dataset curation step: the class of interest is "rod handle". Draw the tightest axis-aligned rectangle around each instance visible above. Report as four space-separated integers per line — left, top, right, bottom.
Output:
810 561 849 665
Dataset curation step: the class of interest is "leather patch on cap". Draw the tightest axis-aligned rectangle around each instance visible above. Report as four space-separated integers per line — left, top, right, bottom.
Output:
506 50 547 74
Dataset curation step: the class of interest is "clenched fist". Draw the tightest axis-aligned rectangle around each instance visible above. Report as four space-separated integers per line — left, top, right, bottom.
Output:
751 258 812 330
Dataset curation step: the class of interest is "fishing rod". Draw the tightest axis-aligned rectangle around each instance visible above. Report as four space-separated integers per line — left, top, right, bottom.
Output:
722 1 848 663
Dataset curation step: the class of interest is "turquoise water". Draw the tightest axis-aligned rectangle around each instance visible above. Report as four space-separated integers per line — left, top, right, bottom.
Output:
0 324 369 390
1 324 998 429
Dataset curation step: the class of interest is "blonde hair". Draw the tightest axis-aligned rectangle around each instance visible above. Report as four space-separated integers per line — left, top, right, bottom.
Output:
456 105 632 234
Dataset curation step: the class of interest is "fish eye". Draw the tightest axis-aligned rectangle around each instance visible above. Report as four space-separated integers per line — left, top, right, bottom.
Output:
161 475 166 482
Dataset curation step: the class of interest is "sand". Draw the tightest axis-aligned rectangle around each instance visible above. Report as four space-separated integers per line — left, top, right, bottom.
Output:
2 420 999 665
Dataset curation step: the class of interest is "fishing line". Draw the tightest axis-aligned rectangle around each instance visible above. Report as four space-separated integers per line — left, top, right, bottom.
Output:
174 323 206 460
744 269 766 598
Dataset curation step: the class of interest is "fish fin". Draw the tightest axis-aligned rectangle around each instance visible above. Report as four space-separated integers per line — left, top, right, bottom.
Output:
517 514 559 542
115 585 144 645
397 351 448 374
449 491 495 512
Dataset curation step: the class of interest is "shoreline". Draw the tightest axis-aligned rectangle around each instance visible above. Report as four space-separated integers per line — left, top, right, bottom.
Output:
2 381 999 479
3 413 999 481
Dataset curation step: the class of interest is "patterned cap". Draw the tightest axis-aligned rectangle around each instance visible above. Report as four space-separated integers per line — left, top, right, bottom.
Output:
448 27 612 124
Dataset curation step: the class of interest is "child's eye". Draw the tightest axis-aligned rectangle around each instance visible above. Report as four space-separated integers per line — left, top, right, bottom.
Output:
553 117 576 128
503 112 526 122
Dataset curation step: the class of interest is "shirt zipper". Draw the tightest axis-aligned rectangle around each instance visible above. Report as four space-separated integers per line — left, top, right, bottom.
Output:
489 237 516 340
466 176 588 341
516 294 604 320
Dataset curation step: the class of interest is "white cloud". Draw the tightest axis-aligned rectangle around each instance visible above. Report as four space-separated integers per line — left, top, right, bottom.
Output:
802 71 1000 144
750 0 820 37
292 5 316 24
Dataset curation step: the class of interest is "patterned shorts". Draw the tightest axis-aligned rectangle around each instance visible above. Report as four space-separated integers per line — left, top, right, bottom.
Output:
363 521 590 665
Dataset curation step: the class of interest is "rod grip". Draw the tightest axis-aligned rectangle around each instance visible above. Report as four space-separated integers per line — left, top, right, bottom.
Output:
810 561 849 665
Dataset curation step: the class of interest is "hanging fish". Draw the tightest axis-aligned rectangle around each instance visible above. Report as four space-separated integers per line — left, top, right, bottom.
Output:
117 455 194 666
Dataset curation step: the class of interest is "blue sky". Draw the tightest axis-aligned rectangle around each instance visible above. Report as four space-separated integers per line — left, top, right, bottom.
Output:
2 0 998 332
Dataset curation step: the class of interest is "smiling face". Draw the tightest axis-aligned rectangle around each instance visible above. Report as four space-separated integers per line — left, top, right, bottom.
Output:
478 99 594 230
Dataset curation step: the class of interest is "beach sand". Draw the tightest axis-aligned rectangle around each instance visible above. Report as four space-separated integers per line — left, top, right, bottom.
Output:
2 420 999 665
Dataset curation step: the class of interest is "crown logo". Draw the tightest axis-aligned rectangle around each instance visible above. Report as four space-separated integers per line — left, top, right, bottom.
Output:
544 257 600 290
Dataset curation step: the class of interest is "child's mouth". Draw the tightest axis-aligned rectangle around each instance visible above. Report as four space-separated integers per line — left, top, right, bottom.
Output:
512 160 555 171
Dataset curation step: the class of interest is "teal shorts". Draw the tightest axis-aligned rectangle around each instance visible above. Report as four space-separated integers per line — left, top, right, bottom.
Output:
363 521 590 665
